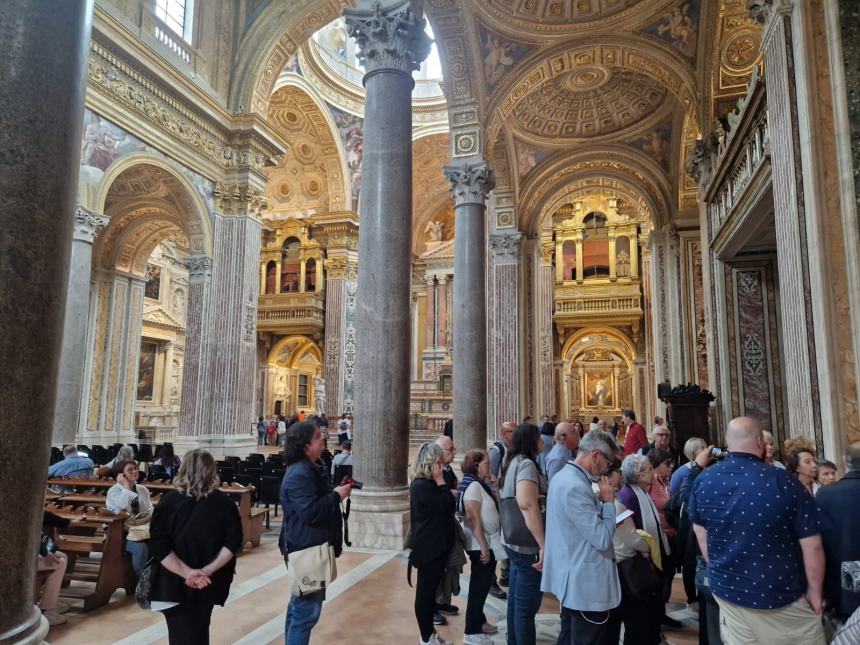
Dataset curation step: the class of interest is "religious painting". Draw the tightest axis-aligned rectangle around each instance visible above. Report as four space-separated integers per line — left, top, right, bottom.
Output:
514 138 553 178
137 341 157 401
144 264 162 300
329 106 364 210
586 372 613 408
630 122 673 171
478 24 535 90
639 0 701 61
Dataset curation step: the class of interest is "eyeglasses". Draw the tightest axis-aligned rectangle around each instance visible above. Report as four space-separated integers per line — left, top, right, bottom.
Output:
594 449 613 463
655 433 670 438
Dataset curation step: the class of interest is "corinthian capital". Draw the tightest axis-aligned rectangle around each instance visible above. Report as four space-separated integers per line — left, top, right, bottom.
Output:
444 158 496 206
344 1 433 75
74 206 108 244
185 255 213 281
488 233 522 264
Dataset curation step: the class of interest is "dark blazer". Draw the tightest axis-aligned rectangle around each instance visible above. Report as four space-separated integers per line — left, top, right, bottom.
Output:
816 471 860 618
409 478 455 568
149 489 243 606
279 459 341 555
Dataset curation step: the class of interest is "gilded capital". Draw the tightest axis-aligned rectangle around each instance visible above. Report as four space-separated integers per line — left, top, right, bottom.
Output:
74 206 108 244
344 1 433 76
444 158 495 206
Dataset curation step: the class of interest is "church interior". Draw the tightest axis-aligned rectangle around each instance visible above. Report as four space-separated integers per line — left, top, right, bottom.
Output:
2 0 859 643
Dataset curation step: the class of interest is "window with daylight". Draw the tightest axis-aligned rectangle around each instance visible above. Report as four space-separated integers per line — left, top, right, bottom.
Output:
155 0 194 42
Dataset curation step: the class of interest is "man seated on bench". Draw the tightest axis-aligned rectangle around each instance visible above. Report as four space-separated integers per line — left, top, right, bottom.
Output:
38 511 83 625
48 446 95 493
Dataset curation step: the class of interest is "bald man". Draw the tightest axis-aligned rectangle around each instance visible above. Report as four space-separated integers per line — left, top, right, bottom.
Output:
688 417 825 645
545 422 580 482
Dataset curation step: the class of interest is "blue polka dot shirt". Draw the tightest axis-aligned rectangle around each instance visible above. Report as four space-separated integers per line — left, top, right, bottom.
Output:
688 451 820 609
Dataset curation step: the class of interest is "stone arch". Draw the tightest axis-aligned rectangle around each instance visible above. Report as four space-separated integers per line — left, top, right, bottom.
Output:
268 335 324 367
266 74 351 211
95 152 213 261
561 326 637 364
519 145 672 234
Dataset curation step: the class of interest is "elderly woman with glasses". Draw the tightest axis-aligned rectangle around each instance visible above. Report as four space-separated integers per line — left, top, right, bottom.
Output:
616 454 669 645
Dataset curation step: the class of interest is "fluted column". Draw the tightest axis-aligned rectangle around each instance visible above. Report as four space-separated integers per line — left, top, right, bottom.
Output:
535 238 556 417
53 207 107 445
425 277 436 348
575 233 584 282
345 0 431 548
178 256 213 440
0 2 93 642
488 233 523 437
437 275 449 349
445 158 495 452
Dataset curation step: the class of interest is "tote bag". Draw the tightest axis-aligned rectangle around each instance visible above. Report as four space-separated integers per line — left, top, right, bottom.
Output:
499 458 540 549
287 543 337 597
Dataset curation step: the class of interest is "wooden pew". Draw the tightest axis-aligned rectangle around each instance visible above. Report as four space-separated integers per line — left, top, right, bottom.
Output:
44 505 135 612
48 479 265 548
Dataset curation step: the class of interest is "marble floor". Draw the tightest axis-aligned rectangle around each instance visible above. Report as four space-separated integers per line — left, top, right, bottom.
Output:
47 514 701 645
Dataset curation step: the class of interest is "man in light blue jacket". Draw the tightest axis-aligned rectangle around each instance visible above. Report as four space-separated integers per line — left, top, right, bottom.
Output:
541 429 622 644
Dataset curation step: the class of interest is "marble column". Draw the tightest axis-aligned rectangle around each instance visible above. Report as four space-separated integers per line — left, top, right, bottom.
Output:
178 255 213 441
344 0 431 548
575 234 584 282
176 214 261 455
425 276 436 348
437 275 449 349
445 158 495 452
535 239 556 417
53 207 107 446
488 232 523 437
0 2 93 642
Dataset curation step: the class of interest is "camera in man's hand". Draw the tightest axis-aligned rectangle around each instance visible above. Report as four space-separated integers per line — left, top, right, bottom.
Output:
340 476 363 490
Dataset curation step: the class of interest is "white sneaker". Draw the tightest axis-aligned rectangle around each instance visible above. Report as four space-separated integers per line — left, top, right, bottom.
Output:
431 633 453 645
463 634 493 645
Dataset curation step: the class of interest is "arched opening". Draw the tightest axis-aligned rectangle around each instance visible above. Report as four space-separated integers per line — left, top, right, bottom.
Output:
281 236 301 292
265 336 324 416
85 162 208 444
305 258 317 292
582 211 610 278
265 260 277 294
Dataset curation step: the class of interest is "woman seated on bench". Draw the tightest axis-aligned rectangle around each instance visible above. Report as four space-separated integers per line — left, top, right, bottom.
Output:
97 444 136 478
107 460 152 575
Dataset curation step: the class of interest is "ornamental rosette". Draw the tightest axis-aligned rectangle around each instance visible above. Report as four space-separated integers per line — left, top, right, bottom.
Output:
344 1 433 75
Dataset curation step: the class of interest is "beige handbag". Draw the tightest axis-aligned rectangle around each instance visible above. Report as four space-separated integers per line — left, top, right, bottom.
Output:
287 543 337 596
125 513 151 542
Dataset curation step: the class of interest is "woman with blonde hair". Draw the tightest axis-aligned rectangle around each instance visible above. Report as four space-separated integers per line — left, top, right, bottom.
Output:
763 430 786 469
149 449 243 645
410 442 455 645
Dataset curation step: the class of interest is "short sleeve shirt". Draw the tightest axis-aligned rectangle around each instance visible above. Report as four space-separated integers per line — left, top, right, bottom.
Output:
688 452 820 609
500 456 541 554
461 481 503 558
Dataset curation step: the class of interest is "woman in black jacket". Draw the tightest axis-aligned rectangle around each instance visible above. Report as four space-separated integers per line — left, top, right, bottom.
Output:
410 442 455 645
149 449 243 645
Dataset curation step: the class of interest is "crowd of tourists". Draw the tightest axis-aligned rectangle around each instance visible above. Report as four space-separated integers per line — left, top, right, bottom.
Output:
39 409 860 645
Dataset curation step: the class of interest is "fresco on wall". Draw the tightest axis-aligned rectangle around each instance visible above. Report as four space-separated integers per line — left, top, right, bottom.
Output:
513 138 554 179
329 106 364 210
639 0 701 61
629 122 673 171
144 264 162 300
478 24 535 91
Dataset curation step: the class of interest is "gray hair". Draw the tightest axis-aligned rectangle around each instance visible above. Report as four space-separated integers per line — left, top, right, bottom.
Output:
116 445 135 462
683 437 707 462
621 454 651 486
412 442 444 481
579 429 617 456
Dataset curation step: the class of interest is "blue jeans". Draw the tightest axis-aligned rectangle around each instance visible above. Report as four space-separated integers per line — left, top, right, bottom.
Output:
125 540 148 575
504 546 543 645
284 592 324 645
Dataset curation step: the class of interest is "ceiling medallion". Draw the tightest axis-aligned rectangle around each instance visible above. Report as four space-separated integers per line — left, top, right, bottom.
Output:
562 66 610 92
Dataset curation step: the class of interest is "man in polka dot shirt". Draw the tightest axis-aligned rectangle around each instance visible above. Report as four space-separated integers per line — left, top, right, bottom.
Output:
688 416 826 644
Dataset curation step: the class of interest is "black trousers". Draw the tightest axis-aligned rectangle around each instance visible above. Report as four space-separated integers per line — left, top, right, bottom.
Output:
696 582 723 645
465 551 495 634
415 553 448 641
619 584 663 645
557 606 622 645
163 601 215 645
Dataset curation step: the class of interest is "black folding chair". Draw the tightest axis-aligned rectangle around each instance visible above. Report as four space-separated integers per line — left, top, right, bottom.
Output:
257 475 281 529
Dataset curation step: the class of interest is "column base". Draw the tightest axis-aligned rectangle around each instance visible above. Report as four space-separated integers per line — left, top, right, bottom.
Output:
172 434 257 458
0 607 49 645
346 487 410 550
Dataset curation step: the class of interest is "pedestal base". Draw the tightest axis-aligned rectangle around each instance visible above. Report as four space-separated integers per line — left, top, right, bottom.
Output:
347 487 410 550
0 607 49 645
172 434 257 458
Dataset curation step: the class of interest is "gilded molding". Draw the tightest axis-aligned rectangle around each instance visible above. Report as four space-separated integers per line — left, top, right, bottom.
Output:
344 1 433 76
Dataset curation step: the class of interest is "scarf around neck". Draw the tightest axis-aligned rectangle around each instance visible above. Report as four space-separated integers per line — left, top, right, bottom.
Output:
632 484 670 556
456 473 498 514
